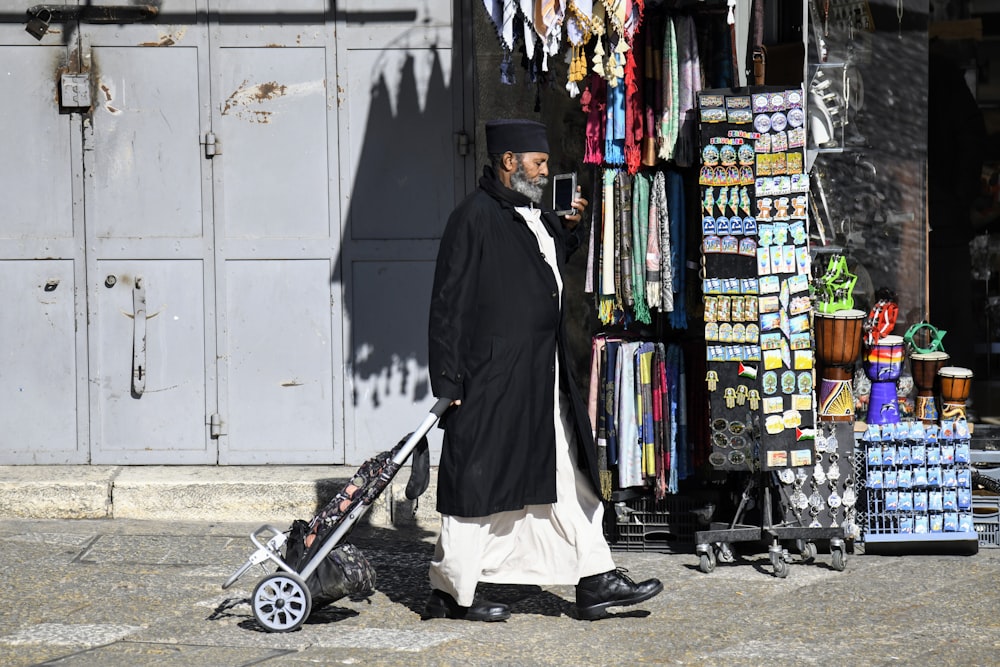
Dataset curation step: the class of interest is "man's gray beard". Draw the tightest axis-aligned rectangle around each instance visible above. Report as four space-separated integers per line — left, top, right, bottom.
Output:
510 162 548 203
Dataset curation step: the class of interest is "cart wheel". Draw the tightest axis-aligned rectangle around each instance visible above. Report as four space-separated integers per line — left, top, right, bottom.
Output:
799 541 817 563
699 551 716 574
716 543 736 564
252 573 312 633
831 547 847 572
770 553 789 578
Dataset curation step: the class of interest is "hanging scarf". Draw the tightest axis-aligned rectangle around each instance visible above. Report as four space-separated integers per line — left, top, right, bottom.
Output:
592 337 613 499
616 171 633 309
482 0 519 84
631 172 651 324
604 338 620 467
652 343 668 499
673 14 702 167
588 335 606 434
658 17 679 161
667 170 686 329
653 171 673 312
637 342 656 479
622 0 644 173
582 73 606 165
605 61 626 165
617 341 642 489
645 172 662 310
585 172 598 294
598 169 616 323
666 343 680 493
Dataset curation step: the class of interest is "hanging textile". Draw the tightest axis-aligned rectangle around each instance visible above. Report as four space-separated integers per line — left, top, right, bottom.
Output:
590 334 687 495
673 14 702 167
597 169 616 322
582 73 607 165
666 169 686 329
616 341 642 489
637 342 656 478
631 173 651 324
645 172 662 310
657 17 679 162
590 166 687 326
652 342 669 499
604 66 626 165
616 171 633 310
622 0 645 173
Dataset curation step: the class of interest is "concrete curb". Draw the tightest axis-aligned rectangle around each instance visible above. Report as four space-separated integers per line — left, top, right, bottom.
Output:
0 465 441 533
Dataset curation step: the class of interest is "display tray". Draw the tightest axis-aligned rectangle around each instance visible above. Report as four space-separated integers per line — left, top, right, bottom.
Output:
863 532 980 557
863 532 979 543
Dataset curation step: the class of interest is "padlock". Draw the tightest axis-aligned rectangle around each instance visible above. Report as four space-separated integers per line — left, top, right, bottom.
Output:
25 8 52 40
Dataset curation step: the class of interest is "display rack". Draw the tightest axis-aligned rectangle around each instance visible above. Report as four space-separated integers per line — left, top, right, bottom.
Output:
860 419 979 555
693 86 854 577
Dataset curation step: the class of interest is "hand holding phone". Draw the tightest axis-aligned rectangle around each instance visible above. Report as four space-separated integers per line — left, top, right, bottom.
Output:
553 172 577 216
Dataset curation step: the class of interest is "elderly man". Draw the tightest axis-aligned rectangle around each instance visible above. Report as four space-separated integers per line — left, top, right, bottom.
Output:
426 119 662 622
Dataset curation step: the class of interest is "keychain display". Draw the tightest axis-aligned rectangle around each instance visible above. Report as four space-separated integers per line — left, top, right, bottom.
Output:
775 421 858 533
861 419 978 550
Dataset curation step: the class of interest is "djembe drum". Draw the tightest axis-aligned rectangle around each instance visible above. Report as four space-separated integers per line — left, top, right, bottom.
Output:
864 335 905 425
938 366 973 421
815 309 865 421
910 351 949 424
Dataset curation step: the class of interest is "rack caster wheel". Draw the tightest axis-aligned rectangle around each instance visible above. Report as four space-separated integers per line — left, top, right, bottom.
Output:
770 551 789 578
797 540 817 563
831 546 847 572
252 573 312 632
716 542 736 564
699 551 716 574
696 544 717 573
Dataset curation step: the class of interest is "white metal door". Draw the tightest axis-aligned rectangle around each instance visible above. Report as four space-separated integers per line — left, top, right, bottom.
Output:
210 0 340 463
83 3 216 463
0 3 87 463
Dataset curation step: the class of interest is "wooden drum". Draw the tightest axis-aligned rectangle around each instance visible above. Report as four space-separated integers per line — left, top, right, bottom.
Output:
815 309 865 422
938 366 973 421
910 351 949 424
815 309 865 378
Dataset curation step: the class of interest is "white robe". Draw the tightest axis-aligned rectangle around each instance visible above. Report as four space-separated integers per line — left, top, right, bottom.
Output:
428 206 616 606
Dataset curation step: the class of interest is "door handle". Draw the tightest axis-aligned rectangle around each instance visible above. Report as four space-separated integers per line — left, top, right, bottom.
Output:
132 276 146 396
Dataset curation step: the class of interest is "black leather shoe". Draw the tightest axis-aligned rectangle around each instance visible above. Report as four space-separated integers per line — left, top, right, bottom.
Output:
575 568 663 620
423 589 510 622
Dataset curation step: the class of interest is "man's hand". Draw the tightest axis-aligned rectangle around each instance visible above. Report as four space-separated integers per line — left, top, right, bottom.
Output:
562 187 589 229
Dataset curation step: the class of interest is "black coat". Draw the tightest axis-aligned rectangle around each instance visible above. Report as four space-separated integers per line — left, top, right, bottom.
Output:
428 168 598 517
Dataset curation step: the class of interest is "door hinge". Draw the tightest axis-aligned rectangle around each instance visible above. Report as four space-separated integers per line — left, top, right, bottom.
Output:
210 413 227 438
455 131 470 157
203 132 220 158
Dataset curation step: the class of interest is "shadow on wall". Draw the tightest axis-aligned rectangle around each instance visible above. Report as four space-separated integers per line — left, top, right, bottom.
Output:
332 36 458 413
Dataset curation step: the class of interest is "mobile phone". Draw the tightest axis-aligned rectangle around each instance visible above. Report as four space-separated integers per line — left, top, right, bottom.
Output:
552 172 577 216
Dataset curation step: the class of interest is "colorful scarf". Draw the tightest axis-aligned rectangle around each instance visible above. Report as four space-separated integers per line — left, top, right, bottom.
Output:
631 173 651 324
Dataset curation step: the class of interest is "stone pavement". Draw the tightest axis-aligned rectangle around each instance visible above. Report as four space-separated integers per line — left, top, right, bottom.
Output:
1 517 999 667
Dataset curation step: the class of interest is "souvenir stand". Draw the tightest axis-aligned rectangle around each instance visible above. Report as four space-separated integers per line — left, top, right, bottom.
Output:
692 86 853 576
852 312 980 554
